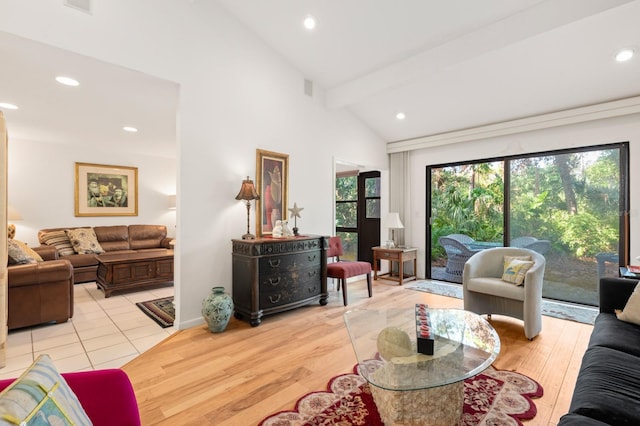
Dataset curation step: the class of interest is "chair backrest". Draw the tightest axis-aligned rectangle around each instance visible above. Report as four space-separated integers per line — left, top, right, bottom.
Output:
448 234 475 244
438 236 475 256
327 236 344 258
466 247 545 279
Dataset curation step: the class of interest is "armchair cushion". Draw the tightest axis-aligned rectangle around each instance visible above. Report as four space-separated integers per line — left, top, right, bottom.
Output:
7 239 43 265
0 354 91 425
502 256 534 285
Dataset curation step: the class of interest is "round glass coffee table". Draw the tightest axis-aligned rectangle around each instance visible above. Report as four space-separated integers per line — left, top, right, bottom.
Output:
343 308 500 425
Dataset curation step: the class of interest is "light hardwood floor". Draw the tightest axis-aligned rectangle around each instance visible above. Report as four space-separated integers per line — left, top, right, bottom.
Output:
122 279 593 425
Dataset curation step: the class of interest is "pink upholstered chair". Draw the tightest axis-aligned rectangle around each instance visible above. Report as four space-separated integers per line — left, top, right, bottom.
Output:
326 236 372 306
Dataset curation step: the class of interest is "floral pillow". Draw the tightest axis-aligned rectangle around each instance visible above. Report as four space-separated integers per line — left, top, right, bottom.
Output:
502 255 534 285
65 228 105 255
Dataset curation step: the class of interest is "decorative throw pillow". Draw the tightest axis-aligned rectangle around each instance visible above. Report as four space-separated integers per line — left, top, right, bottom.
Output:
0 354 92 425
616 283 640 325
65 228 105 255
7 239 43 265
40 230 76 257
7 224 15 240
502 256 534 285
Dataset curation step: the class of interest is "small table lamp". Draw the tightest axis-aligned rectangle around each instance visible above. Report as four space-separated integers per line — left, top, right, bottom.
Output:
235 176 260 240
386 212 404 248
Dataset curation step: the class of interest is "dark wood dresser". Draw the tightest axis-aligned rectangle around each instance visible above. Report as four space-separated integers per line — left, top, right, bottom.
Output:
232 235 328 326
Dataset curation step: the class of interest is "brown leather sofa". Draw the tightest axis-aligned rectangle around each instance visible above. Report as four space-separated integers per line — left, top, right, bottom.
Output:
7 248 74 330
36 225 173 283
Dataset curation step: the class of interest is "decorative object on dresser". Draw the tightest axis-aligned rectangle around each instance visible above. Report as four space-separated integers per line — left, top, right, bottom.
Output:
202 287 234 332
288 202 304 236
235 176 260 240
232 235 327 326
74 162 138 216
255 149 289 237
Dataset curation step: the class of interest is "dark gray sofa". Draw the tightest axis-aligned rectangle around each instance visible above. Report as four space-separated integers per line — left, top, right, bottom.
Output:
558 277 640 425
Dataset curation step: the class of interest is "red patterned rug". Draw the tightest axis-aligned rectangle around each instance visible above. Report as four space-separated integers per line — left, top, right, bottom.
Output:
259 363 542 426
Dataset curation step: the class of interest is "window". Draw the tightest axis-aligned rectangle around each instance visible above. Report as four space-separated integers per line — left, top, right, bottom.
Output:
428 143 628 306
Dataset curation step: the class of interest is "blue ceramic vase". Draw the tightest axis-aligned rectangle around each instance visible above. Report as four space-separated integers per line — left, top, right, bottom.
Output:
202 286 234 333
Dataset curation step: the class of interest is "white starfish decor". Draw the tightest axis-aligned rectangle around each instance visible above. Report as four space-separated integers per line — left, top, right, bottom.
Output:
288 203 304 235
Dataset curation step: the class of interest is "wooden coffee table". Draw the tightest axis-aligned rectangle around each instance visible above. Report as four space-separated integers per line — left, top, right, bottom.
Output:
96 249 174 297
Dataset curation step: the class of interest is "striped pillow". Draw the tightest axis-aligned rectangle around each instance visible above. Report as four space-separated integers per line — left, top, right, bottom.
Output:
0 354 92 425
40 230 75 257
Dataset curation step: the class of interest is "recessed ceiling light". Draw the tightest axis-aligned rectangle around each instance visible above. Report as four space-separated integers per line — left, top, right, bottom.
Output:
123 126 138 133
55 76 80 86
615 48 634 62
396 112 406 120
303 14 317 30
0 102 19 110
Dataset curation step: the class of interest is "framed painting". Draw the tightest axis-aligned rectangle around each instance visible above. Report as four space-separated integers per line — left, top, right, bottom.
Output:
75 162 138 216
256 149 289 237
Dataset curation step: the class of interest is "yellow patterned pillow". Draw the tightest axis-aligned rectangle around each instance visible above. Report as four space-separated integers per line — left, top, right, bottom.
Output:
502 256 534 285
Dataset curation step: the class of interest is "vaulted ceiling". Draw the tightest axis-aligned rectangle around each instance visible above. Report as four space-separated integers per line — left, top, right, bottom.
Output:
1 0 639 158
218 0 640 142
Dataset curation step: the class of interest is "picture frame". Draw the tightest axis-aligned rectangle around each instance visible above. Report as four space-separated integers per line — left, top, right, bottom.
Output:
256 149 289 237
75 162 138 217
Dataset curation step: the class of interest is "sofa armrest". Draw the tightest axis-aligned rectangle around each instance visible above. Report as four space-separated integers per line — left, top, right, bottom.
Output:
33 245 59 261
160 237 174 249
8 259 73 286
599 277 638 313
0 369 141 426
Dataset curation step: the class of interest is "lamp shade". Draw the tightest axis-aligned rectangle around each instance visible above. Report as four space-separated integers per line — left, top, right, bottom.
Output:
386 212 404 229
7 205 22 221
168 194 176 210
235 176 260 201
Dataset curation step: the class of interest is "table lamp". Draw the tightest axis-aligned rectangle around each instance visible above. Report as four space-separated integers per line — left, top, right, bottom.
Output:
386 212 404 248
235 176 260 240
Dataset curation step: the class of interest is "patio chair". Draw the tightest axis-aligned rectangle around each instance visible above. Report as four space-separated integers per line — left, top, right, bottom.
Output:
511 236 550 255
438 235 479 283
463 247 546 339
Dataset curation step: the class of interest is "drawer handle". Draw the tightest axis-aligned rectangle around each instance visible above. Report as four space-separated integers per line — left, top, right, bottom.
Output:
307 254 317 262
268 277 281 286
269 294 281 303
269 259 281 267
308 270 317 278
308 286 317 293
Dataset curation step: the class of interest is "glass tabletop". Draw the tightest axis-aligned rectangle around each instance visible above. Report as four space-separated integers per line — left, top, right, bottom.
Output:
343 308 500 391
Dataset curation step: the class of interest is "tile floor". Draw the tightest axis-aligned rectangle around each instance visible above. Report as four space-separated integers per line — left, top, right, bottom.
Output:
0 282 176 380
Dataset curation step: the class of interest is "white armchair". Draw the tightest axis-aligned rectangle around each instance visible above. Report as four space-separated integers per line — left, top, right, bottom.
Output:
463 247 546 340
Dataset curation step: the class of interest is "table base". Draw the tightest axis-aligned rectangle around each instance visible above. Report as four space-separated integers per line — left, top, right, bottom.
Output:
370 381 463 426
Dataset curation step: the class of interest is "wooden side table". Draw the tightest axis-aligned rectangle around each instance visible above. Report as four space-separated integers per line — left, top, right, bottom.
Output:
372 246 417 285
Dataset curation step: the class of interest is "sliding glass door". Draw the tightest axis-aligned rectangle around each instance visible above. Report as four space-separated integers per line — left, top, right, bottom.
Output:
428 143 628 306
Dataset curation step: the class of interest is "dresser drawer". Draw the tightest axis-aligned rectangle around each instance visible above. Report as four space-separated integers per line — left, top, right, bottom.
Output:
260 268 321 307
259 251 321 272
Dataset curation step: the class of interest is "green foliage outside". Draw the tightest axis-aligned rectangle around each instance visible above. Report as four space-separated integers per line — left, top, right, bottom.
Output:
431 149 620 261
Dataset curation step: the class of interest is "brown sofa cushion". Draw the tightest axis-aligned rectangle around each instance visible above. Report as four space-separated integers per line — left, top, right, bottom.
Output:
93 226 131 252
129 225 167 250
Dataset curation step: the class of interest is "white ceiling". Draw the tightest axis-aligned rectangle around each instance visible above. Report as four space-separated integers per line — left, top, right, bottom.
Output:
1 0 639 157
217 0 640 142
0 31 178 159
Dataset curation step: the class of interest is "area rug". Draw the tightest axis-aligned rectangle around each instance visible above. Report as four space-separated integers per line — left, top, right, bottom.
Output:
406 280 598 325
135 296 174 328
259 362 542 426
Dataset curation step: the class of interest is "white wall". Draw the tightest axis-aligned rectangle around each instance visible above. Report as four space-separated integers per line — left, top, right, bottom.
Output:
0 1 387 328
7 138 176 246
408 113 640 278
